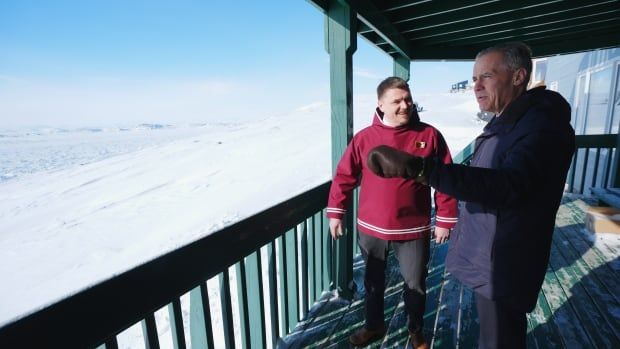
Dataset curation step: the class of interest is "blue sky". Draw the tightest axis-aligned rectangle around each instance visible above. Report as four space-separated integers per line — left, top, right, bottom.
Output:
0 0 473 128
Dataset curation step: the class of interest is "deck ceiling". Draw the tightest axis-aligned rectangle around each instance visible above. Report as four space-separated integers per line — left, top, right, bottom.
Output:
309 0 620 60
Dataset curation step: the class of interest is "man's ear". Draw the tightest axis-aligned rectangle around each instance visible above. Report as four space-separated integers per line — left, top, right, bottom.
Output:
377 100 384 113
513 68 527 87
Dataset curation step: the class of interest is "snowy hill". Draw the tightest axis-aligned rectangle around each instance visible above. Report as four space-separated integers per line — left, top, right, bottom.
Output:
0 91 484 346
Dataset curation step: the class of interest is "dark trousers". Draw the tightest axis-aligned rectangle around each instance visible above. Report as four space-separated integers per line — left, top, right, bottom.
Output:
475 292 527 349
359 232 430 334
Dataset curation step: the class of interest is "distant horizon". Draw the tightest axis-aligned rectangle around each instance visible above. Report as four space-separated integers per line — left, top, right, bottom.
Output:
0 1 474 129
0 88 478 130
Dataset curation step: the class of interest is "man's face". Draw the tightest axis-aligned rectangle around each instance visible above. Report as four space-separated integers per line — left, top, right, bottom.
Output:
472 51 525 114
378 87 413 126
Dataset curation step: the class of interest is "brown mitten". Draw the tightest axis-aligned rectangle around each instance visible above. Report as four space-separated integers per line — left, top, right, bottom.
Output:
367 145 424 179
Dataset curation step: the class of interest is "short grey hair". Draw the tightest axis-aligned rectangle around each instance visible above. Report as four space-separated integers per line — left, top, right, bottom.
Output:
476 42 533 86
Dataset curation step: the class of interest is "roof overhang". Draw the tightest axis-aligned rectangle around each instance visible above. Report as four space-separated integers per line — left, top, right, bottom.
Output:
308 0 620 60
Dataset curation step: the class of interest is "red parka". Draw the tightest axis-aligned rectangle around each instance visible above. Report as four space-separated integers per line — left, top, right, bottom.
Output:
327 110 458 240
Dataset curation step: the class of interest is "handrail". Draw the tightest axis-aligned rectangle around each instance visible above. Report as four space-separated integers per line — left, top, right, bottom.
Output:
569 133 619 194
0 181 331 348
1 133 616 347
574 133 617 148
452 140 476 165
453 133 619 195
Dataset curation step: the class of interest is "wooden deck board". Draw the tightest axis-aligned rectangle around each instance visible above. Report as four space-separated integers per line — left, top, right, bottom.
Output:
456 286 478 348
330 253 408 348
281 195 620 348
547 236 610 347
553 227 620 343
379 240 446 348
527 290 564 349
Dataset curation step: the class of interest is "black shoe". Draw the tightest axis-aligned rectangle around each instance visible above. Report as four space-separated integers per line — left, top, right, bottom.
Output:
409 331 429 349
349 326 386 346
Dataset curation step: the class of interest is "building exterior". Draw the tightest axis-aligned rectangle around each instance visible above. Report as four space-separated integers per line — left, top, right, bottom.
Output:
533 48 620 191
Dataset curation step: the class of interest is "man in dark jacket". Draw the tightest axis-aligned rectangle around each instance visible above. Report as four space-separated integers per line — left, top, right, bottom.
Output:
366 42 575 348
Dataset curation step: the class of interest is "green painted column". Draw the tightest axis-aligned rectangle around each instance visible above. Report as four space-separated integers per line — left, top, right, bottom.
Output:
325 0 356 299
393 53 410 81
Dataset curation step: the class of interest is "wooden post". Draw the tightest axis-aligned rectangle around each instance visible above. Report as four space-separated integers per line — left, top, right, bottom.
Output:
325 0 356 299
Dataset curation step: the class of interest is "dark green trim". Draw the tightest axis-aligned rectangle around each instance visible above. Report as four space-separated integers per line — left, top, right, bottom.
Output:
245 251 267 348
278 234 290 333
350 0 620 60
393 53 410 81
611 131 620 187
142 314 160 349
286 228 300 331
300 221 310 315
104 338 119 349
453 139 476 165
401 2 620 41
348 0 413 58
235 260 250 348
219 270 235 349
326 0 355 299
314 212 324 301
189 284 214 349
168 298 187 349
321 210 332 294
267 242 279 347
307 216 316 306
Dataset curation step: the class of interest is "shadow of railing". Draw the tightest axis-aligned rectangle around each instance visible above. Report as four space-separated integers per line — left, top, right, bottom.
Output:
529 252 620 348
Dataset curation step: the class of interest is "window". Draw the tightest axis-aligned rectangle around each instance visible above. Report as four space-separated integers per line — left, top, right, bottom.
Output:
584 66 612 134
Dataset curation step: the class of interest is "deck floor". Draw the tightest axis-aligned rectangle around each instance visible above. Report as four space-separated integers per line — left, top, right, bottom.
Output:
280 195 620 348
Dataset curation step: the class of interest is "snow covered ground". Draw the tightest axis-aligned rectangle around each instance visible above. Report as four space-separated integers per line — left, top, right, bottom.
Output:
0 124 234 182
0 91 491 347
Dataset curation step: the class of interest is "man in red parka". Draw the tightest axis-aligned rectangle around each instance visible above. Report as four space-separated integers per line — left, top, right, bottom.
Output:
327 76 458 348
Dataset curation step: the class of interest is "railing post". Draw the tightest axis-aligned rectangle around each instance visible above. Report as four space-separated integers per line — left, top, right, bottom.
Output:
393 53 410 81
610 132 620 187
325 0 356 299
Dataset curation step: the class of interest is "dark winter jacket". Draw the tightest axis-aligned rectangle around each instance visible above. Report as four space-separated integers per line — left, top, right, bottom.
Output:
429 87 575 311
327 110 458 241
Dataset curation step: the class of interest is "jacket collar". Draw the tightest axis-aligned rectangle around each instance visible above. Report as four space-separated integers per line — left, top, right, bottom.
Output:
494 86 548 124
482 86 546 134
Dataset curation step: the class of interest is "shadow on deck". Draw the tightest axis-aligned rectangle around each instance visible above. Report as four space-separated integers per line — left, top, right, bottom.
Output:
280 195 620 348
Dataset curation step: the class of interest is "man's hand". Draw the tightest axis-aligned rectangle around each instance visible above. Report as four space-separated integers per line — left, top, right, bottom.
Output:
434 227 450 244
367 145 424 178
329 218 344 240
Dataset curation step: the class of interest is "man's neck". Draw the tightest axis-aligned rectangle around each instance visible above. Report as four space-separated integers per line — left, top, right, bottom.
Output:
497 87 528 116
382 118 400 127
381 116 407 127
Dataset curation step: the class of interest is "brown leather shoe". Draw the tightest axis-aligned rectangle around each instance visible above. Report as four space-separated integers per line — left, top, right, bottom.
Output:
409 331 429 349
349 326 386 346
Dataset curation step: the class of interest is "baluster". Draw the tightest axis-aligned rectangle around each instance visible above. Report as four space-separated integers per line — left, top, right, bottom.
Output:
219 269 235 348
142 314 159 349
300 221 309 317
189 283 214 349
168 298 186 349
580 148 590 194
267 241 280 346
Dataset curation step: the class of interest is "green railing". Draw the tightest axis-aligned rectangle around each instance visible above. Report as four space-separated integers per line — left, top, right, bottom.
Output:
570 134 619 194
1 134 616 348
450 133 620 195
452 140 476 165
0 182 334 348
